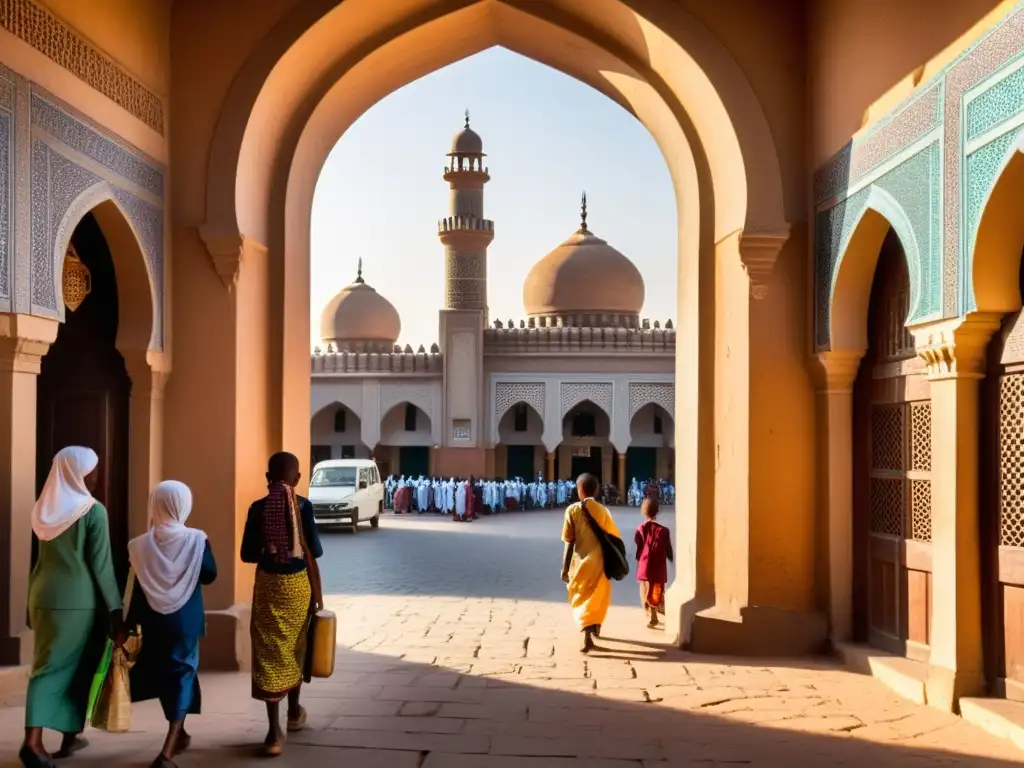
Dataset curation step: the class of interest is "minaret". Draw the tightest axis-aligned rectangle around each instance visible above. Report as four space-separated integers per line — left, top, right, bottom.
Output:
438 111 494 321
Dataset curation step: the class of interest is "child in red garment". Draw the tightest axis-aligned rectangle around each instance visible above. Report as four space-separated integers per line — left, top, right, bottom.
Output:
634 497 673 627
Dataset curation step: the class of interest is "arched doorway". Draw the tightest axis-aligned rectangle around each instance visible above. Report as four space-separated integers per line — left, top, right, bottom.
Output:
310 402 369 469
496 402 544 480
851 230 933 658
36 213 132 582
628 403 675 488
560 400 611 483
379 402 433 478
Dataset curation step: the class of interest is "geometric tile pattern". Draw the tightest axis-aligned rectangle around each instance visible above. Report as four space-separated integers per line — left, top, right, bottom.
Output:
999 372 1024 547
628 383 674 419
560 382 612 419
494 382 545 423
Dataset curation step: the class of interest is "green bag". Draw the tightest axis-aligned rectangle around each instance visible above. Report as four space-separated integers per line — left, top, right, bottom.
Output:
86 640 113 723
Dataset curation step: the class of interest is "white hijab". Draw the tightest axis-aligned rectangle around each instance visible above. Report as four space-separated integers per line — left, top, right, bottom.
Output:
128 480 208 615
31 446 99 542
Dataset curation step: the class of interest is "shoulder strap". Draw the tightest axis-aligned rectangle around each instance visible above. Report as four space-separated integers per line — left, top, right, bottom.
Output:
122 569 136 622
295 498 324 609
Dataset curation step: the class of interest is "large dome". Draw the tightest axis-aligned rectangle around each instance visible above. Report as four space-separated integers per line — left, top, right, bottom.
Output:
522 204 644 321
320 263 401 350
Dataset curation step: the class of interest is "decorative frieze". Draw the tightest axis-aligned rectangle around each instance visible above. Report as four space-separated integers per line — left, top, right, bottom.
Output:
628 383 674 419
560 382 612 419
494 381 545 423
0 0 165 134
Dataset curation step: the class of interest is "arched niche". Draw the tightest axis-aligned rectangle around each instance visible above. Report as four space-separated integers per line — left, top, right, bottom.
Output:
497 401 544 446
630 402 675 448
830 188 922 355
380 401 433 446
971 136 1024 316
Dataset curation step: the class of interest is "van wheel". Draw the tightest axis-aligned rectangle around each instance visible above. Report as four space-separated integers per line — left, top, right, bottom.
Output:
371 502 382 529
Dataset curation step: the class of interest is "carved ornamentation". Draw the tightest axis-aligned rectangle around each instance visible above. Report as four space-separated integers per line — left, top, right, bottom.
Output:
739 229 790 300
452 419 471 441
0 0 165 134
494 382 544 423
628 383 674 419
60 243 88 310
560 382 612 419
1000 372 1024 547
445 253 484 279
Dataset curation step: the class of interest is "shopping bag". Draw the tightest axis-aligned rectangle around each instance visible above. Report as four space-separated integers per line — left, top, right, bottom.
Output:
90 569 142 732
85 640 113 723
90 635 141 732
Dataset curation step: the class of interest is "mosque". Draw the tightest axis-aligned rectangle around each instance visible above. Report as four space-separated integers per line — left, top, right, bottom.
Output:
309 118 675 485
4 0 1024 743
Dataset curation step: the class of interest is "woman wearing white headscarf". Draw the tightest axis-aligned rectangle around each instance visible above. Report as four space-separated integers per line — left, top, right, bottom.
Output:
127 480 216 768
21 446 123 768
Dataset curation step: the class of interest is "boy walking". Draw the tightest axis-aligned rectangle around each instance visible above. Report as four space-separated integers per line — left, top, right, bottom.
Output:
634 497 673 627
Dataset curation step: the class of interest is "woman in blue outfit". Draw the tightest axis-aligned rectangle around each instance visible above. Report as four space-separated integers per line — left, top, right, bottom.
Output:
127 480 216 768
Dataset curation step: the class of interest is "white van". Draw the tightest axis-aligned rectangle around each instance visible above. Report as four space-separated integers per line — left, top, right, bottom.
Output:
307 458 384 531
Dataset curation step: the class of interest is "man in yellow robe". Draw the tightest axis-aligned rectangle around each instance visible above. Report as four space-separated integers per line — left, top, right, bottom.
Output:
561 473 621 653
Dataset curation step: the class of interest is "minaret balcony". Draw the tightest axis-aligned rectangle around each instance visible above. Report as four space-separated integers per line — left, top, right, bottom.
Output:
437 216 495 237
443 167 490 184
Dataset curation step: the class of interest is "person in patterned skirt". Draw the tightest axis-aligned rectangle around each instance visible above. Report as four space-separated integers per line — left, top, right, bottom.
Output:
241 452 324 757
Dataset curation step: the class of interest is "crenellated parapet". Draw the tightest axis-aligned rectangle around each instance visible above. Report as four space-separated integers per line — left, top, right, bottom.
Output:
483 322 675 354
311 343 443 374
437 216 494 235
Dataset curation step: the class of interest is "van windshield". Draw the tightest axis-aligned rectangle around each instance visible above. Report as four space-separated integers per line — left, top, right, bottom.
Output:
310 467 357 487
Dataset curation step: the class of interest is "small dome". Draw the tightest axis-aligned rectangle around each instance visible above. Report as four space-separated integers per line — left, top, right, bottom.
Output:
450 111 483 154
320 262 401 348
522 196 644 318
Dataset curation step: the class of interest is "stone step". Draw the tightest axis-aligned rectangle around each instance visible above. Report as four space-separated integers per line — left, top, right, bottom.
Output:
960 697 1024 751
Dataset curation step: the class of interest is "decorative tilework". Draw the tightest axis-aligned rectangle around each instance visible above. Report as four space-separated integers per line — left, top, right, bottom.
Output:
628 383 674 419
112 187 163 345
942 10 1024 315
32 94 163 199
0 0 164 134
494 382 545 423
560 382 612 419
814 144 940 349
964 126 1024 312
0 113 9 298
814 83 941 204
966 60 1024 142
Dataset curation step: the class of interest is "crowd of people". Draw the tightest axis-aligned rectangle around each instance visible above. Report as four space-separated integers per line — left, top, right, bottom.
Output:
385 474 675 518
18 450 672 766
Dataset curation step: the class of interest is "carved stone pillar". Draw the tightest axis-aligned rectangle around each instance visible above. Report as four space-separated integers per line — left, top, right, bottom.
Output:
617 451 627 490
814 350 864 643
913 314 1000 711
0 314 58 665
545 452 555 482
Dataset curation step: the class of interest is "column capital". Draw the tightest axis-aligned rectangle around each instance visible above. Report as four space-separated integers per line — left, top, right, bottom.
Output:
739 226 791 300
0 314 59 374
911 313 1002 381
814 349 864 393
199 227 268 289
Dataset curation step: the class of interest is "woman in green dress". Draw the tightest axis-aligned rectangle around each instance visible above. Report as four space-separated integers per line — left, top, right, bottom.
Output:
20 446 125 768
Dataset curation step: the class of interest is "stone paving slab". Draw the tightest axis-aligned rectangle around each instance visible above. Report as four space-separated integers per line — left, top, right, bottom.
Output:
1 511 1023 766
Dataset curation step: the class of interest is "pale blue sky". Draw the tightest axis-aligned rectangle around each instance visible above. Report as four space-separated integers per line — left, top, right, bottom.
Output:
310 47 677 349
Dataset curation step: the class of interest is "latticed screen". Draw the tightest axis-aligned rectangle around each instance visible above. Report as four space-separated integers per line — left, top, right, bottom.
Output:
869 401 932 541
999 373 1024 547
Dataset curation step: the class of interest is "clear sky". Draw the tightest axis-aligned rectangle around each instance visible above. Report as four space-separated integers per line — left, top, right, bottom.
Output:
310 47 677 349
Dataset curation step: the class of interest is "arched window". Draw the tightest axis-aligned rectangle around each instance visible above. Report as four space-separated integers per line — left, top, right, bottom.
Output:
404 404 417 432
513 404 528 432
654 414 663 434
571 409 596 437
334 408 346 433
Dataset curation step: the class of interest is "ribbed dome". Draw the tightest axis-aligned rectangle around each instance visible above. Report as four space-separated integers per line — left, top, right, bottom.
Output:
320 263 401 349
523 211 644 319
450 112 483 154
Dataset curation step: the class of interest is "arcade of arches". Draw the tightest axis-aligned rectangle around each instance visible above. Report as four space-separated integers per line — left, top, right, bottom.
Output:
1 0 1024 729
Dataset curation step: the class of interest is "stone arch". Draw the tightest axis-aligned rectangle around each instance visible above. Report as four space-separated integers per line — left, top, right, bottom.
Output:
560 383 613 421
829 187 923 353
629 402 675 448
628 382 675 420
495 400 545 446
379 400 434 447
198 0 791 477
970 133 1024 316
52 182 157 356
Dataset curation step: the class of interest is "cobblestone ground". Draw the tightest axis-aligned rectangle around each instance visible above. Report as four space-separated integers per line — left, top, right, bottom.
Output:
1 509 1023 766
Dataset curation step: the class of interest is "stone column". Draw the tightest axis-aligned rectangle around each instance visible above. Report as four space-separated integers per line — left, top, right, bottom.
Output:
545 452 555 481
617 451 627 490
914 315 999 711
122 351 169 540
814 350 864 644
0 314 58 665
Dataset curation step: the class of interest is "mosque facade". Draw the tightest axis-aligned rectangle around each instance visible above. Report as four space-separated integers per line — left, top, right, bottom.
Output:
4 0 1024 739
310 121 675 486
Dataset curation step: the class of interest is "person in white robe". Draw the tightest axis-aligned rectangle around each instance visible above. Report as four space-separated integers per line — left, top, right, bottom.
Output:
454 481 467 520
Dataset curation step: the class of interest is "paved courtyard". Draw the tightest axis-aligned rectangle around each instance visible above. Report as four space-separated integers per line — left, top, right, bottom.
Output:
2 508 1023 766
